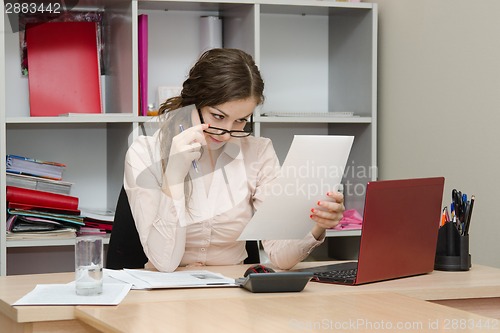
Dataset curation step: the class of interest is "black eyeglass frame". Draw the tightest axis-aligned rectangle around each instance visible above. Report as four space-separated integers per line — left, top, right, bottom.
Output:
197 108 254 137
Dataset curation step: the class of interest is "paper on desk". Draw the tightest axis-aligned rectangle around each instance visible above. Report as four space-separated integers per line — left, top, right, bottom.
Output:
107 269 236 289
13 283 131 306
239 135 354 240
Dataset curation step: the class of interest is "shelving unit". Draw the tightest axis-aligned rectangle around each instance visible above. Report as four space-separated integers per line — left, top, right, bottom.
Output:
0 0 377 275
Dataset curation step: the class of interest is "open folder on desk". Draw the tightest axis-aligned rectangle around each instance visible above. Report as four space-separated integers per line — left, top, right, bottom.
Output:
239 135 354 240
105 269 236 289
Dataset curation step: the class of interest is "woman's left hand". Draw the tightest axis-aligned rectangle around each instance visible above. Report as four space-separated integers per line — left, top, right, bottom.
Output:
310 191 345 239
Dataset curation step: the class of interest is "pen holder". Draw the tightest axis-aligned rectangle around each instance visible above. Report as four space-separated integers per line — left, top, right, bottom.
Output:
434 222 471 271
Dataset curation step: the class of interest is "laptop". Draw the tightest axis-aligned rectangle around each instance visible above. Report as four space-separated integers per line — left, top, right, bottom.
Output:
297 177 445 285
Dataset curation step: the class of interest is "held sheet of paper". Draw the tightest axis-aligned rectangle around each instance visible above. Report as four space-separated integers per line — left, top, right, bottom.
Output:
239 135 354 240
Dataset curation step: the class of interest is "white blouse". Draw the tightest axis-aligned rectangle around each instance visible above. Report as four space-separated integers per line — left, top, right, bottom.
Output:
124 127 324 272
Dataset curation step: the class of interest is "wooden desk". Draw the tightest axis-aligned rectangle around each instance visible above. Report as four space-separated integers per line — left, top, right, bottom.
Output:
76 292 500 333
1 263 500 333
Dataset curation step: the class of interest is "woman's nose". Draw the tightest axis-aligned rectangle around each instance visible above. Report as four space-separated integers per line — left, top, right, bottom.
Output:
219 132 232 141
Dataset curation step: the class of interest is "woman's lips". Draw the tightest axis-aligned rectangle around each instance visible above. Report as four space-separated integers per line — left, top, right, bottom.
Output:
210 136 222 143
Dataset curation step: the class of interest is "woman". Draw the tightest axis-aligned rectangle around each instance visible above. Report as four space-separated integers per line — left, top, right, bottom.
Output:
124 48 344 272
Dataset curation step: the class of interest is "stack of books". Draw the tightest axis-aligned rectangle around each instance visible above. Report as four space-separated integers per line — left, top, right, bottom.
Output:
6 154 73 195
5 154 115 239
5 154 82 240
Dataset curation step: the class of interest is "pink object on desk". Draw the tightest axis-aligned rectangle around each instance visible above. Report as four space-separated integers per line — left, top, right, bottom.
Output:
333 209 363 230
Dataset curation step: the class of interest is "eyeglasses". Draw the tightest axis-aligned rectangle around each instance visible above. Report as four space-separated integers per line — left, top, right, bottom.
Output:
198 109 253 138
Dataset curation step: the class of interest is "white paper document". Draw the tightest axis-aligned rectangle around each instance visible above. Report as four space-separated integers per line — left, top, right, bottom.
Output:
239 135 354 240
106 269 236 289
13 283 131 306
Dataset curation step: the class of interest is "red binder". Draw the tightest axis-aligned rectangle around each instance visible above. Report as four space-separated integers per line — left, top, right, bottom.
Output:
138 14 148 116
6 186 79 211
26 21 102 116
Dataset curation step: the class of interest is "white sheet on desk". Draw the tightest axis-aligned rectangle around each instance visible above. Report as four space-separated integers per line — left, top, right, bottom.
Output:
12 282 131 306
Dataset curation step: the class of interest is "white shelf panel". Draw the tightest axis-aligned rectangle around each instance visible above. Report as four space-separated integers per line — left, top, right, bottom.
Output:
326 229 361 238
6 115 152 124
256 116 372 124
259 0 374 13
139 0 373 11
6 234 110 248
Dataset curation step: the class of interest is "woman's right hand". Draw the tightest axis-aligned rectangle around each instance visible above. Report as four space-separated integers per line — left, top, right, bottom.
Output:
165 124 208 187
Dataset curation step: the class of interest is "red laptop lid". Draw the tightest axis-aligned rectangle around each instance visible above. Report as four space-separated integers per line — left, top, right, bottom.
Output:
355 177 445 285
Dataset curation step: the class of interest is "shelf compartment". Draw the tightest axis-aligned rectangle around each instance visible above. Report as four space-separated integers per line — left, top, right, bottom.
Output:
6 123 134 210
259 2 375 117
138 1 256 110
4 0 134 118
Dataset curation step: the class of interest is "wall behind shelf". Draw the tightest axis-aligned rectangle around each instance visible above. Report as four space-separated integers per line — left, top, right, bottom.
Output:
374 0 500 268
260 12 329 114
5 26 29 117
142 9 209 110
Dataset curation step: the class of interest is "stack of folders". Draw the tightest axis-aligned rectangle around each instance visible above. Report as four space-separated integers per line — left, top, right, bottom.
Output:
79 208 115 236
6 186 83 240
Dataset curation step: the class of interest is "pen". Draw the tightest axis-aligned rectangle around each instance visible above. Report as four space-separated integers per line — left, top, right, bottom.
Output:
179 124 199 173
452 189 459 221
463 195 475 236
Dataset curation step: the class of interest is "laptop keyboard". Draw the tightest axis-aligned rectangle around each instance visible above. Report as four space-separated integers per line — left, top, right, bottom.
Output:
314 268 357 283
296 261 358 284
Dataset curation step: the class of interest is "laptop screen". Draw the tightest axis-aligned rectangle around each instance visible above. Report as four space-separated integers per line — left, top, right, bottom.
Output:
355 177 445 284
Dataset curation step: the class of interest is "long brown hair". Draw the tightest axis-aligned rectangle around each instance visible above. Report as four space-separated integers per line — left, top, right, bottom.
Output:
157 49 265 210
159 48 264 114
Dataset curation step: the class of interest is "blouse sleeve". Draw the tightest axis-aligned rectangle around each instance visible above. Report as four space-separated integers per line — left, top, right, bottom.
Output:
123 134 188 272
253 140 325 270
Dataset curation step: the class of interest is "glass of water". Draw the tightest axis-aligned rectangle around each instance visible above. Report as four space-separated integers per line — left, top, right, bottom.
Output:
75 235 103 296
